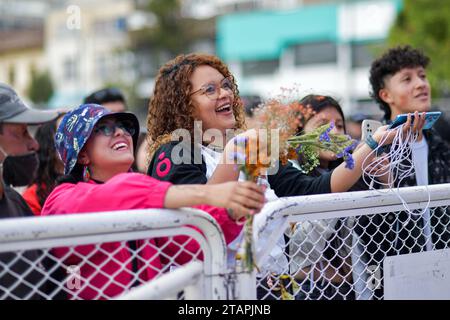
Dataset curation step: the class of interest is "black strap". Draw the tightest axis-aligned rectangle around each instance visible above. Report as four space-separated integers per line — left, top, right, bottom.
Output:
128 240 140 288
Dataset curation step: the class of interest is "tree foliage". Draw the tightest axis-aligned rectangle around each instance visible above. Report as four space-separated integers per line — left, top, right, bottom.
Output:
27 68 54 106
130 0 215 58
387 0 450 97
146 0 185 55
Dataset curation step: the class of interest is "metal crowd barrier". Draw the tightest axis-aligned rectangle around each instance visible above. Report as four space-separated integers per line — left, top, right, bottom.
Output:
0 208 227 300
2 184 450 300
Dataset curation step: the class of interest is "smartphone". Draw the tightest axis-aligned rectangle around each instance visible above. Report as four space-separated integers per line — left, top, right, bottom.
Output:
389 111 442 130
361 119 382 141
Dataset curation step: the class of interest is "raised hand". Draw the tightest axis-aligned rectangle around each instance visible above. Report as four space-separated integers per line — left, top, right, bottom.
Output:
373 111 426 146
206 181 266 220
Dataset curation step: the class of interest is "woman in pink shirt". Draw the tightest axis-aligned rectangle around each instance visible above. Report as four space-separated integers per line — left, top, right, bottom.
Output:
42 103 265 299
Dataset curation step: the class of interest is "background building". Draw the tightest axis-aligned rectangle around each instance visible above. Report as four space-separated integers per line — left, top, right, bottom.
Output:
216 0 402 116
45 0 135 108
0 0 47 98
1 0 433 120
181 0 326 18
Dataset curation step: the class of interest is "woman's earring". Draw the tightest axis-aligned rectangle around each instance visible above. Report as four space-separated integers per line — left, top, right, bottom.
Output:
83 166 91 182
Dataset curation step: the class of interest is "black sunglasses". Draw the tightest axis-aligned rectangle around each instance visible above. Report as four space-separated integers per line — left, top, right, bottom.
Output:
93 120 136 137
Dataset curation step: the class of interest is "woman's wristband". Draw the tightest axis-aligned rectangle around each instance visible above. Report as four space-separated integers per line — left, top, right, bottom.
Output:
365 134 387 155
365 134 379 150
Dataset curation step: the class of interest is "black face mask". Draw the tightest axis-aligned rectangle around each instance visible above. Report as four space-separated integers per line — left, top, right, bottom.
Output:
1 152 39 187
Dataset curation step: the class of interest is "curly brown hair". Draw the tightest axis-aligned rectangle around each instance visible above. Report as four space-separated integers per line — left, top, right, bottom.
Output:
369 45 430 121
147 53 246 158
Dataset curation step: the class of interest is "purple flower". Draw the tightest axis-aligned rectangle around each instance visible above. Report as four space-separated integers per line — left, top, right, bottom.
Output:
234 136 248 146
336 138 357 161
319 122 334 142
344 141 357 153
344 152 355 169
295 145 303 161
228 151 246 163
335 137 356 169
319 132 330 142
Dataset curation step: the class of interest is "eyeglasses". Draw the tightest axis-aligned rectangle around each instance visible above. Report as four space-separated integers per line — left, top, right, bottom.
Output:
93 120 136 137
190 77 234 100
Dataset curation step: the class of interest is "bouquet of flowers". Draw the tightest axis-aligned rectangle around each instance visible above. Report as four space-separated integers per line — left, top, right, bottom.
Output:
234 96 357 272
287 122 357 173
230 136 261 272
253 97 357 173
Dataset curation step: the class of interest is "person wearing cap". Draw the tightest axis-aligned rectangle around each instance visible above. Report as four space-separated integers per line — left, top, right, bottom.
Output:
0 83 58 192
84 87 151 173
0 83 58 299
41 103 265 299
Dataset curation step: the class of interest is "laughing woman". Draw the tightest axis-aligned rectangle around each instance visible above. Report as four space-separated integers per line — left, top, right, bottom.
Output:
41 103 265 299
146 53 425 299
146 53 423 199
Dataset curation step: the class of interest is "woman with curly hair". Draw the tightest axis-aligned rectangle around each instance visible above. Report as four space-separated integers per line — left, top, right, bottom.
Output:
148 54 245 157
147 53 421 196
146 53 424 299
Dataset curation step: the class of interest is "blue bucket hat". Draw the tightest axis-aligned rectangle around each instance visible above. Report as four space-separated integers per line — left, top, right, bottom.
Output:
55 104 140 175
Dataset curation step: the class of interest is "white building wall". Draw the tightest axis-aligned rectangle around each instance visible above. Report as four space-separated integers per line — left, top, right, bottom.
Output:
45 0 134 107
233 0 399 115
338 0 398 42
181 0 306 18
0 50 46 98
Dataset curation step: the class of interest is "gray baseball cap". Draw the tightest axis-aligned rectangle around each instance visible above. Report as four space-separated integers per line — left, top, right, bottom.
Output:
0 83 58 124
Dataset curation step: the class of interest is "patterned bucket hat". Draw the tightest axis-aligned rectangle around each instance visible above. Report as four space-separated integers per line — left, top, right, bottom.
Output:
55 103 140 175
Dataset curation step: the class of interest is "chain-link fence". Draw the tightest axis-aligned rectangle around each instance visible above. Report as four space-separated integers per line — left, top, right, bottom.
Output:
0 208 228 300
2 184 450 300
253 184 450 300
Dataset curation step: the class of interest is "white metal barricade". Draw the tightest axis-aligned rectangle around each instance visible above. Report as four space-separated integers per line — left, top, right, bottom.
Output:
2 184 450 300
250 184 450 300
0 208 228 300
115 261 204 300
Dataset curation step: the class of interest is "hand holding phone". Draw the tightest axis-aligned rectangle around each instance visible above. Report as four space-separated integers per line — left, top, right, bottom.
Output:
361 119 382 141
389 111 441 130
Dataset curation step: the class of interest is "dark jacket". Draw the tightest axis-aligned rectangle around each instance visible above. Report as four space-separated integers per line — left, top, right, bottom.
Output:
147 141 332 197
354 129 450 299
0 185 50 299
